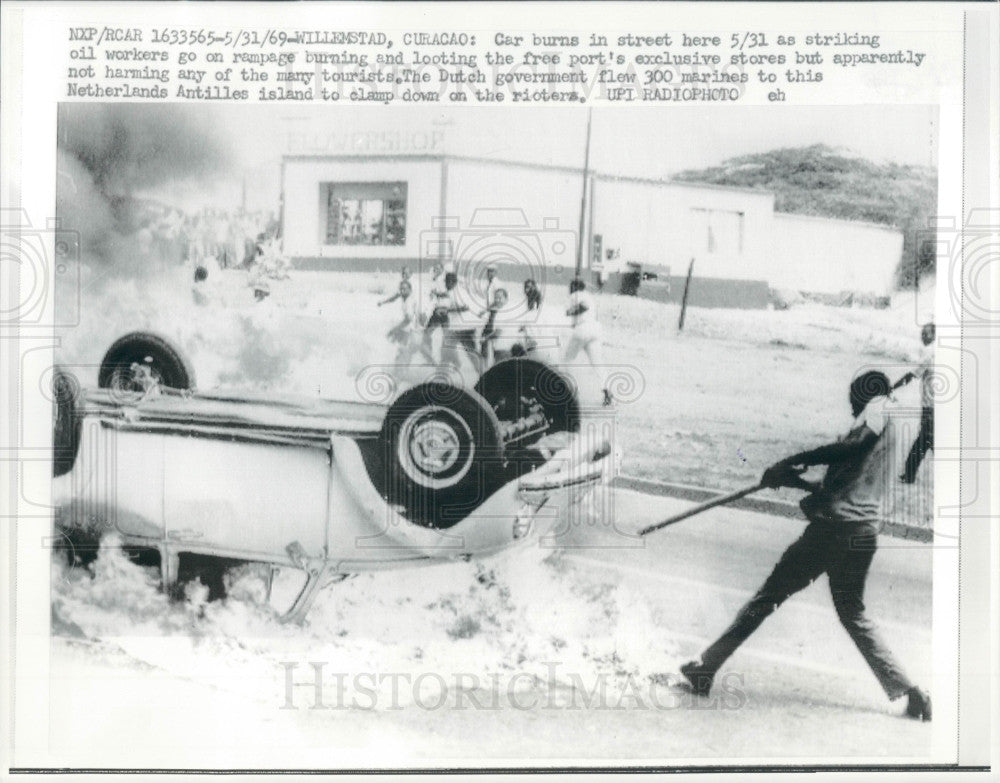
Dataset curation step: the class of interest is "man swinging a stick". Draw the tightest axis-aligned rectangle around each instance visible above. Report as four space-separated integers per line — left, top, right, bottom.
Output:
672 370 932 721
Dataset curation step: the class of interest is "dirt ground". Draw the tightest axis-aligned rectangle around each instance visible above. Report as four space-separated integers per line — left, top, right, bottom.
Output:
56 266 934 528
597 295 934 529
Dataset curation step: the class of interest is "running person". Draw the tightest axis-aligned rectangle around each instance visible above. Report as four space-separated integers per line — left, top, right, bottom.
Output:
564 277 611 406
679 371 932 721
191 265 210 307
512 278 543 357
385 279 432 368
421 262 449 362
523 278 542 312
479 287 509 367
482 262 502 311
377 266 414 308
436 272 480 372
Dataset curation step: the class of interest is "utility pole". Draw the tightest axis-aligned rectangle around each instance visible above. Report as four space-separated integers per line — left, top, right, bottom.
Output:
574 108 593 279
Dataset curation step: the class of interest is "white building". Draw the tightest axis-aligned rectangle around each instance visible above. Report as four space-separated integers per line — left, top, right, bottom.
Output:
281 153 903 307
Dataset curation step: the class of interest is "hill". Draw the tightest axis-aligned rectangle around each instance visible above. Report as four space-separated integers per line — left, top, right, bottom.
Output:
672 145 938 288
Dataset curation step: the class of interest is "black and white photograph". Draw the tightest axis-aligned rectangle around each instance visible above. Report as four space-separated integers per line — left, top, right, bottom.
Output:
41 102 946 764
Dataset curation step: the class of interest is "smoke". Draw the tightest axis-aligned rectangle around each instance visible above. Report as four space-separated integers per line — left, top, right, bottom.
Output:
59 104 234 197
56 104 237 277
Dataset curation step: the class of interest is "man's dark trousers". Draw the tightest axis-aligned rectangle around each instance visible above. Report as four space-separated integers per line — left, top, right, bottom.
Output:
699 519 914 699
903 406 934 482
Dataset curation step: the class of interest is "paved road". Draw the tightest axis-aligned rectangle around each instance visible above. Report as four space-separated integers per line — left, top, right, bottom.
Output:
349 488 936 761
561 488 932 677
42 488 936 767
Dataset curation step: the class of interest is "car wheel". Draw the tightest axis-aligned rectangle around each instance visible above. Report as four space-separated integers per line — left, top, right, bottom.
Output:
474 358 580 446
379 382 504 527
98 331 196 394
52 365 82 477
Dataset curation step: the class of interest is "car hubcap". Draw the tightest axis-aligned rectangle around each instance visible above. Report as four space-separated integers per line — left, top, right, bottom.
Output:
112 360 162 394
398 407 474 489
411 420 461 473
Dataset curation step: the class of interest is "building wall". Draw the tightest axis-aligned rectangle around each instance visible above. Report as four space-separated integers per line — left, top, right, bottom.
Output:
600 271 772 309
770 213 903 296
282 157 442 267
281 154 904 303
441 159 584 284
592 178 775 282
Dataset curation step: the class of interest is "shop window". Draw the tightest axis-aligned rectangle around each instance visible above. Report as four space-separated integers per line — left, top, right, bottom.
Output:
322 182 407 246
690 208 744 256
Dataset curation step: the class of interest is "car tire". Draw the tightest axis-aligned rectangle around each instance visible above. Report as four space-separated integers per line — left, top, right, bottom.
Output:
475 358 580 442
52 365 82 477
379 382 504 528
98 331 196 394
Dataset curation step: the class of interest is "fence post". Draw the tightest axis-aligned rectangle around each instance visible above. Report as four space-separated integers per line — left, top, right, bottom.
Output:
678 258 695 332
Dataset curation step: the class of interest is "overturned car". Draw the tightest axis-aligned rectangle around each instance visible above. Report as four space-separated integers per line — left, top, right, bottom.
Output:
52 332 616 621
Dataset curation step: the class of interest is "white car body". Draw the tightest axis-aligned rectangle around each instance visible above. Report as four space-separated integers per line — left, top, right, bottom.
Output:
54 387 614 620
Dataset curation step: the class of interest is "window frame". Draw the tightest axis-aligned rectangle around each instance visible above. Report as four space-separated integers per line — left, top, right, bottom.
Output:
321 181 408 247
690 207 745 256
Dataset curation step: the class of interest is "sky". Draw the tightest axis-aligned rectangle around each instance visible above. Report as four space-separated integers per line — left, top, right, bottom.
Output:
139 104 938 212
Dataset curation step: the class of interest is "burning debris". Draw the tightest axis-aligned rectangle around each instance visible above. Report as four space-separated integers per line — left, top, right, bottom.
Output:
56 104 267 280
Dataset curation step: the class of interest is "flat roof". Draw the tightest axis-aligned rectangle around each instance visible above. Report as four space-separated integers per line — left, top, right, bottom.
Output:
773 210 904 234
281 152 775 198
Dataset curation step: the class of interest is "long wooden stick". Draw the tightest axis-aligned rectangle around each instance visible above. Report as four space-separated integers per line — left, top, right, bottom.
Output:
638 483 764 537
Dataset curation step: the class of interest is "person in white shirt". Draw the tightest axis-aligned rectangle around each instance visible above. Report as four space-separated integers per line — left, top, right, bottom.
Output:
191 265 211 307
564 277 611 405
421 262 449 362
482 262 502 312
436 272 480 372
479 286 508 367
386 279 431 367
248 279 280 332
377 266 413 308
